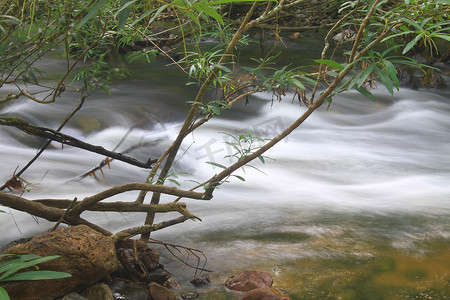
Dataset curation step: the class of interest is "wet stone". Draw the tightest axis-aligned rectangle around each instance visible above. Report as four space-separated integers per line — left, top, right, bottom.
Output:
61 293 89 300
108 281 149 300
81 283 114 300
148 282 176 300
181 291 200 299
190 274 211 286
147 265 172 284
243 287 291 300
225 269 273 292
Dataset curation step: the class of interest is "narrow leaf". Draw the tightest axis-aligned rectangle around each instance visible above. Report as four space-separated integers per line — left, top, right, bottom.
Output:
384 60 399 90
205 161 227 169
289 78 305 90
432 34 450 42
356 86 376 101
233 175 246 181
195 0 267 6
402 33 423 54
356 63 377 87
146 4 169 26
258 155 265 164
0 287 10 300
377 69 394 95
78 0 108 29
196 5 224 25
0 255 60 281
314 59 345 71
0 15 21 24
117 0 135 31
2 270 71 281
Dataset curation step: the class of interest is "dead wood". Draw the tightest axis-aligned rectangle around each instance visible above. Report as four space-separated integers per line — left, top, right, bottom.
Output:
0 117 157 169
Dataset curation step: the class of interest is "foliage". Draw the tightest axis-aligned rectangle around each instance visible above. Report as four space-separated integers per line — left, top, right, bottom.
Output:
0 254 71 300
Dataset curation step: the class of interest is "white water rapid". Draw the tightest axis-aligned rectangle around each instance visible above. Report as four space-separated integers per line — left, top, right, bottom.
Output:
1 57 449 298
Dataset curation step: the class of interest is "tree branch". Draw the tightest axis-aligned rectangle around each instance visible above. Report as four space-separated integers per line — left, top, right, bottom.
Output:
0 117 157 169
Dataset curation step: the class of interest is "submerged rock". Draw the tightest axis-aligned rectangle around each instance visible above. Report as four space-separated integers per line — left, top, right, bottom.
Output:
190 274 211 286
243 287 291 300
109 280 149 300
225 269 273 292
81 283 114 300
61 293 89 300
148 282 177 300
3 225 120 300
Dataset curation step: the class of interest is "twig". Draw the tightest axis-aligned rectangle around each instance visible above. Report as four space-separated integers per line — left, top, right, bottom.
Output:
50 197 77 231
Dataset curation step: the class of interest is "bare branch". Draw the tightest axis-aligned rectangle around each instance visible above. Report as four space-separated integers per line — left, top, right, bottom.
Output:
112 216 192 242
68 182 208 219
0 117 157 169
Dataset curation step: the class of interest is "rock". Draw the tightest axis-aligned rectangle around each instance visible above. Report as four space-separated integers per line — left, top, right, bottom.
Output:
139 247 160 270
181 291 199 299
422 69 447 89
61 293 89 300
148 282 177 300
290 32 301 39
189 274 210 286
109 280 149 300
163 278 181 289
147 265 171 284
225 269 273 292
81 283 114 300
3 225 120 300
333 29 356 44
243 287 291 300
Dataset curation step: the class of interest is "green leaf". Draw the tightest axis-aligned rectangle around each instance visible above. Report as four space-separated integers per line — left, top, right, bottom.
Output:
178 9 200 28
78 0 108 29
356 63 377 87
167 179 181 186
0 255 61 281
147 4 170 26
233 175 246 181
195 0 268 6
117 0 136 31
401 18 424 31
376 68 394 95
205 161 227 169
209 105 221 115
355 86 376 101
288 78 305 90
195 5 224 25
314 59 345 71
258 155 265 164
0 15 20 24
402 33 423 54
383 60 399 90
2 270 71 281
0 287 10 300
432 34 450 42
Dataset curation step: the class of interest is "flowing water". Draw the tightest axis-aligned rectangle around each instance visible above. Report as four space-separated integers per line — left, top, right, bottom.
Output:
0 39 449 299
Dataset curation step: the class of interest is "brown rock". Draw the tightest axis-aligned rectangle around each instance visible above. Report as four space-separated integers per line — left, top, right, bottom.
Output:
148 282 177 300
225 269 273 292
81 283 114 300
3 225 120 300
243 287 291 300
163 278 181 289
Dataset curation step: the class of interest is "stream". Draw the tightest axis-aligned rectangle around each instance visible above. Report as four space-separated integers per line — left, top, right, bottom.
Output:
0 35 449 299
